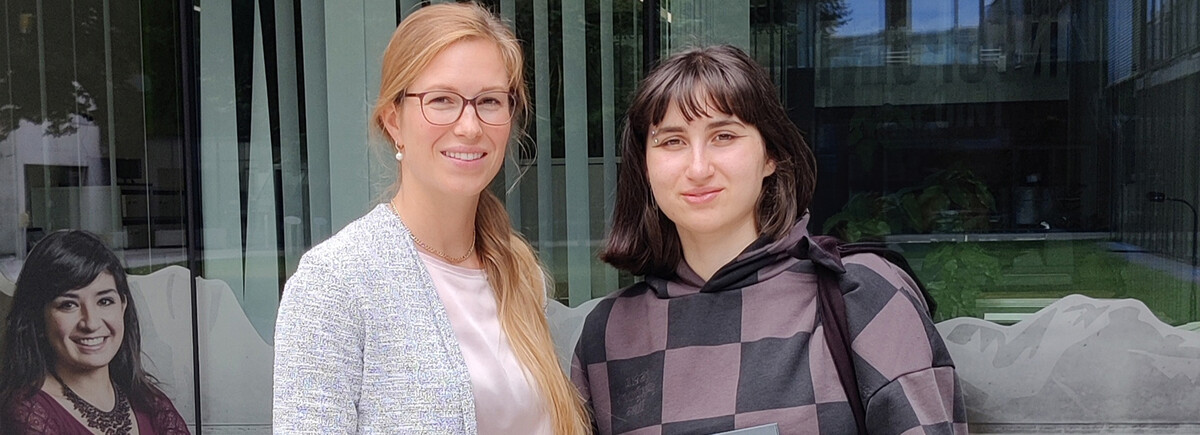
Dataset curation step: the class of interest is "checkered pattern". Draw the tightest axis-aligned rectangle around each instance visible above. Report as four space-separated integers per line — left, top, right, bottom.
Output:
572 223 967 435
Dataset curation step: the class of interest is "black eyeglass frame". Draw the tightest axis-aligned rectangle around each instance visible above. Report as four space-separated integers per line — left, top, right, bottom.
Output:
401 90 516 126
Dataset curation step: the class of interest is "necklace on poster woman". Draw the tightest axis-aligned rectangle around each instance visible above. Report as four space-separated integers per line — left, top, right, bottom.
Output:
52 373 133 435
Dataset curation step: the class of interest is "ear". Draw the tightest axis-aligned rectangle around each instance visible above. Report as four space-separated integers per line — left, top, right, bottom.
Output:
381 103 405 147
763 157 777 178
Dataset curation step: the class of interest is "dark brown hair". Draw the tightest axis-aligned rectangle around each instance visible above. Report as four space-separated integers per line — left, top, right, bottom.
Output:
0 230 164 412
601 45 817 277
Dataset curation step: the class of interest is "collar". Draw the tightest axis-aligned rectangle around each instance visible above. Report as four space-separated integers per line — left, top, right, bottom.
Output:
649 214 818 298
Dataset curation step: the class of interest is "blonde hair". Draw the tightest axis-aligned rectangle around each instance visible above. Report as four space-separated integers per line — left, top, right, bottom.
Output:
371 3 589 433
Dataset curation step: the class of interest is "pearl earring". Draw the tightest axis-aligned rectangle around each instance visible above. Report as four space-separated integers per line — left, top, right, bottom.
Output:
395 150 404 162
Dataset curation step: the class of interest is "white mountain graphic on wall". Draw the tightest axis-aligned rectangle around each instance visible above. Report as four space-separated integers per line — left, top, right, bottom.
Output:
129 266 273 431
937 294 1200 423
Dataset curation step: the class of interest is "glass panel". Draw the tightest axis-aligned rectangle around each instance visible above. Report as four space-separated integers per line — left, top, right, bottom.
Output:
194 0 336 430
649 0 1200 429
0 0 194 429
506 0 643 302
825 0 886 68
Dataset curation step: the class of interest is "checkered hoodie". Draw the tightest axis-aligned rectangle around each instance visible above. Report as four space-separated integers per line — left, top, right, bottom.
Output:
572 222 968 435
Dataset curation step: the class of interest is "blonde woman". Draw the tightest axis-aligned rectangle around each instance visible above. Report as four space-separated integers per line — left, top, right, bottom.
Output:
272 3 588 433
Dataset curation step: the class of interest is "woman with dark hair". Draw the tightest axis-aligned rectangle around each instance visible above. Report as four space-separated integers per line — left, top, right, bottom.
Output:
0 230 188 434
572 45 966 434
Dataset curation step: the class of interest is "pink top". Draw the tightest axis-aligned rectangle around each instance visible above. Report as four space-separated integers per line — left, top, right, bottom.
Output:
419 252 552 435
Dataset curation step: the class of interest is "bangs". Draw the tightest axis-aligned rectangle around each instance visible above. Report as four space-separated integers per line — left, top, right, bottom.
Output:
641 57 756 128
22 232 124 303
46 250 114 298
62 258 112 292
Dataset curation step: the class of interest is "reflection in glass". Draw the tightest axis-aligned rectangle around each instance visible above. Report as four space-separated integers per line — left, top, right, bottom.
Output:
0 1 185 279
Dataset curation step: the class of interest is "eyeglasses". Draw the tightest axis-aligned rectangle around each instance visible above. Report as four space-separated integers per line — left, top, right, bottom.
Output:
402 90 515 126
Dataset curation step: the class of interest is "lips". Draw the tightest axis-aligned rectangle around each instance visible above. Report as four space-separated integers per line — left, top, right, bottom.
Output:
682 187 723 204
72 336 108 349
443 151 486 161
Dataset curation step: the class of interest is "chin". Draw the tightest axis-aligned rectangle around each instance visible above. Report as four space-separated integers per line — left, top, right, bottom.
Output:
60 360 114 375
445 180 496 197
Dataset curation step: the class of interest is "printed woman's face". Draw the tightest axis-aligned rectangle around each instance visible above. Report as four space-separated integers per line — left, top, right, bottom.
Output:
385 38 513 199
646 101 775 242
43 272 126 377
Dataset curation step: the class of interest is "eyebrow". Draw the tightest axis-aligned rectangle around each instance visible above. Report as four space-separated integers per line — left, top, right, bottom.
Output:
56 289 118 300
417 84 509 94
706 119 746 129
653 118 746 133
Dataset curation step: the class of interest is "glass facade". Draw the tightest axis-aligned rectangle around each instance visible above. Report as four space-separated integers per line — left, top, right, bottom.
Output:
2 0 1199 432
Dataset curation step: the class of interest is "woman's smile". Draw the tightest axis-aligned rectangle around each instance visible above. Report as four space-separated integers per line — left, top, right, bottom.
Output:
71 335 111 351
681 187 724 204
444 151 485 161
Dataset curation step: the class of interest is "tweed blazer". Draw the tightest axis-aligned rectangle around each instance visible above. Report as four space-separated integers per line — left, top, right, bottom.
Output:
273 204 477 434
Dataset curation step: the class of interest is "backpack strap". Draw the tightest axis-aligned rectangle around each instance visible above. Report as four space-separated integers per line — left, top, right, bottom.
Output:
792 235 868 435
794 236 939 435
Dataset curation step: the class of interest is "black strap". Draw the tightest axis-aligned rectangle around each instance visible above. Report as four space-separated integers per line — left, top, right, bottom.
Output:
797 235 942 434
803 236 939 435
799 236 868 435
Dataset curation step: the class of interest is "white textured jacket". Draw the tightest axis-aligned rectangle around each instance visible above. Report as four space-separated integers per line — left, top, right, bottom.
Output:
273 204 477 434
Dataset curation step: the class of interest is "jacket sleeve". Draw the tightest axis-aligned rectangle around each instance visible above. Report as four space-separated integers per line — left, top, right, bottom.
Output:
842 253 968 434
273 255 364 434
864 366 968 434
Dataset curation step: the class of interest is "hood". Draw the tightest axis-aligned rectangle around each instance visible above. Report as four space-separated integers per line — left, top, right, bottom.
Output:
649 214 833 298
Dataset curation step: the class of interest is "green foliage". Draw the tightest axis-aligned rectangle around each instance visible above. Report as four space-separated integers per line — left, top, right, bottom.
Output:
896 163 996 233
1075 248 1190 324
824 163 996 241
817 0 851 33
822 192 893 242
921 243 1002 322
824 164 1001 320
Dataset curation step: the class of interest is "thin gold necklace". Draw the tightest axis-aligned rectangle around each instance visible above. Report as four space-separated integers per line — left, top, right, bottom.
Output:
387 202 475 264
